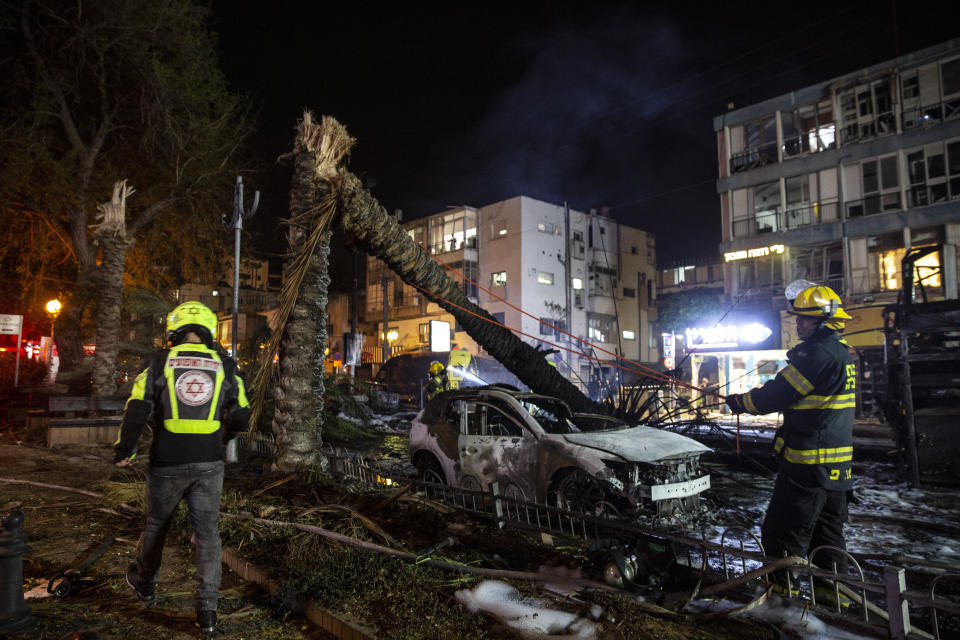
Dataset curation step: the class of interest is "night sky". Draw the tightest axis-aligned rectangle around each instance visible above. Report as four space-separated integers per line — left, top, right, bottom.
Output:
211 1 958 265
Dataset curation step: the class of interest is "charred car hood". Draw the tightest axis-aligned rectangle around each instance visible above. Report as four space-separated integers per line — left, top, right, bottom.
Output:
561 426 710 463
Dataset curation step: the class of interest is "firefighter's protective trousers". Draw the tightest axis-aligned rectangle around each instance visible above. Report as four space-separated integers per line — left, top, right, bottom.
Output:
735 327 855 571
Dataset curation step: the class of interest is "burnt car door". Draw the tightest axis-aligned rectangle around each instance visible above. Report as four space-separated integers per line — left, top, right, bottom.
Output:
458 396 538 501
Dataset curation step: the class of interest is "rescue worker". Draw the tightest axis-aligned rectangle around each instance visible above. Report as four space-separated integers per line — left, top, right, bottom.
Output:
114 301 250 634
425 360 450 400
726 284 855 594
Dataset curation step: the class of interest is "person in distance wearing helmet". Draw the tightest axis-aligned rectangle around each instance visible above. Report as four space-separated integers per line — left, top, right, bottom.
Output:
425 360 450 400
726 285 855 597
113 301 250 634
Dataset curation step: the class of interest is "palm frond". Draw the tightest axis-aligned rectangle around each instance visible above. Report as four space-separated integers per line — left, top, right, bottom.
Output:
248 113 355 430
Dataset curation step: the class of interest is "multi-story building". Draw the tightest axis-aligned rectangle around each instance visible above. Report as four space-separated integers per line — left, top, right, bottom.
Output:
175 256 281 355
712 39 960 411
657 257 725 298
365 196 659 393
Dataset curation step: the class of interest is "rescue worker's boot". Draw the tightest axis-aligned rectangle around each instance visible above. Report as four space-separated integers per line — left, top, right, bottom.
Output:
196 609 216 634
124 564 155 602
813 579 853 609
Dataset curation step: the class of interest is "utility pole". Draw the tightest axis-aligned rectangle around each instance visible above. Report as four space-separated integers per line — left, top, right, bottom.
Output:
224 176 259 463
564 203 572 375
381 272 390 363
349 250 360 378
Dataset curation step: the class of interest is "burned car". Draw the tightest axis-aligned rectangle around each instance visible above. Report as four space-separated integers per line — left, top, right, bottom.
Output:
409 386 711 520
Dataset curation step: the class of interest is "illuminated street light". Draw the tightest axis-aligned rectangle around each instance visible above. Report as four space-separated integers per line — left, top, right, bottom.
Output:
44 298 62 377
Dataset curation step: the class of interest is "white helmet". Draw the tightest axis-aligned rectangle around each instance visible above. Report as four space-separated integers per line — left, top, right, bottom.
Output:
785 279 818 303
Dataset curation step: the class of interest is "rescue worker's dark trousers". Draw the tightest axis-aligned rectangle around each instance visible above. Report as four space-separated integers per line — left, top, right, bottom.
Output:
761 471 848 579
134 461 224 612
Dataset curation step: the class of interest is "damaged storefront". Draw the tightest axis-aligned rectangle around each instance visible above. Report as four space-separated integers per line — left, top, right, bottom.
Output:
679 310 786 407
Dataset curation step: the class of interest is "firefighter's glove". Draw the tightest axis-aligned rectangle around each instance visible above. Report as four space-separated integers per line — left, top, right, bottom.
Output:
725 394 747 414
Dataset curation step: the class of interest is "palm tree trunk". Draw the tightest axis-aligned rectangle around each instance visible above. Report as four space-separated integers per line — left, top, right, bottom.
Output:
269 134 330 471
336 172 602 415
91 237 127 396
54 269 96 390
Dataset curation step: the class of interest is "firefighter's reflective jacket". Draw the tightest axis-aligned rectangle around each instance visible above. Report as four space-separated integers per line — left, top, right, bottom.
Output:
738 327 855 490
114 342 251 465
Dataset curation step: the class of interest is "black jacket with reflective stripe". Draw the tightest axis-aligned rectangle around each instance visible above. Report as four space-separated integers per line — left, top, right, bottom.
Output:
114 343 251 466
741 327 855 490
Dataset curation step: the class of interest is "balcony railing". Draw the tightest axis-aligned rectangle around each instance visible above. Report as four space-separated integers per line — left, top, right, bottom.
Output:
838 111 895 146
732 209 779 237
781 126 836 159
782 201 839 230
845 192 901 218
729 141 778 174
902 97 960 131
824 277 844 295
907 183 960 207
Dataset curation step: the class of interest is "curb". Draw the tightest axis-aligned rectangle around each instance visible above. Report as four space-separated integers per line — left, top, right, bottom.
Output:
221 548 377 640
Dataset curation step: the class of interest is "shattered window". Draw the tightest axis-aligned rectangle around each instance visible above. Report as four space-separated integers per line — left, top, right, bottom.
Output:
483 405 522 437
519 397 579 434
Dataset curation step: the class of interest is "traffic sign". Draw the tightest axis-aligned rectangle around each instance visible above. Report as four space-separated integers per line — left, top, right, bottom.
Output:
662 333 675 358
0 314 22 335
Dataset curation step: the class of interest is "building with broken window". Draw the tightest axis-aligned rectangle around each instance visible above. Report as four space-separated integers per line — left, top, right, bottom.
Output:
713 38 960 414
364 196 659 394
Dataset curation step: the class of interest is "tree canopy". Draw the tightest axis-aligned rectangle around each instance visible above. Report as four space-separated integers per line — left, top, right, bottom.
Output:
0 0 255 379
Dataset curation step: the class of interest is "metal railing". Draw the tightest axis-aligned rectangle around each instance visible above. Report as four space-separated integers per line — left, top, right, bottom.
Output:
908 184 960 208
732 209 780 237
845 192 902 218
781 127 836 159
783 202 838 230
245 442 960 639
839 111 896 146
730 141 778 174
902 98 960 131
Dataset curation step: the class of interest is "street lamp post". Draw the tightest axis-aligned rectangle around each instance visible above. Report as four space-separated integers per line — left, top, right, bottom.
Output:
223 176 259 464
44 299 62 383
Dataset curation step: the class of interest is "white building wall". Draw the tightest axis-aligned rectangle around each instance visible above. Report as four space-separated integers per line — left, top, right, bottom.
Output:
518 197 567 351
478 197 524 350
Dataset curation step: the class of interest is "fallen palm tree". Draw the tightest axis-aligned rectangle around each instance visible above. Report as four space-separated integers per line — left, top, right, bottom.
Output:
249 113 603 470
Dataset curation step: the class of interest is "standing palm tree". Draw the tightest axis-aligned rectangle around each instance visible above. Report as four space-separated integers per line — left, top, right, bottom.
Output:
250 113 353 471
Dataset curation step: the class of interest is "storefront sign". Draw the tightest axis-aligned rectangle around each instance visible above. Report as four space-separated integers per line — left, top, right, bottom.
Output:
662 333 675 358
724 244 785 262
684 312 781 353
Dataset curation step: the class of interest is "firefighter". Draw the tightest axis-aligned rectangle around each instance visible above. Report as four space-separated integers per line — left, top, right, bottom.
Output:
726 284 855 594
425 360 450 400
114 301 250 634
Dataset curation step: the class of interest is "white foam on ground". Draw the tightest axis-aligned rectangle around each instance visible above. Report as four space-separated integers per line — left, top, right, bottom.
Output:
745 600 876 640
455 580 600 639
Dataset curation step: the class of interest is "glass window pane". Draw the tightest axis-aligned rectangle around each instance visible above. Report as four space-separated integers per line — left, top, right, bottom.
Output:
862 161 879 193
942 58 960 96
929 153 946 179
907 150 926 185
881 156 898 188
948 141 960 176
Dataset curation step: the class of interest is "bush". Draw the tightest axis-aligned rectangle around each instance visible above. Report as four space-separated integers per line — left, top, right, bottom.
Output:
0 352 48 389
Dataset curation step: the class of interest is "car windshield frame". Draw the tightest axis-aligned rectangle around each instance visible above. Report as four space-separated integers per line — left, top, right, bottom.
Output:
571 413 632 433
517 396 580 434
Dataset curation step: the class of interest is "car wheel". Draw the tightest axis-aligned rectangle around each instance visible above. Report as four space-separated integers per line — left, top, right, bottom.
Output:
553 469 620 519
460 475 487 511
502 483 527 520
416 456 446 496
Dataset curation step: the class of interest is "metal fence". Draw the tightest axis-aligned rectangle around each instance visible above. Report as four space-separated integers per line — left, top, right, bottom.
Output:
317 448 960 640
